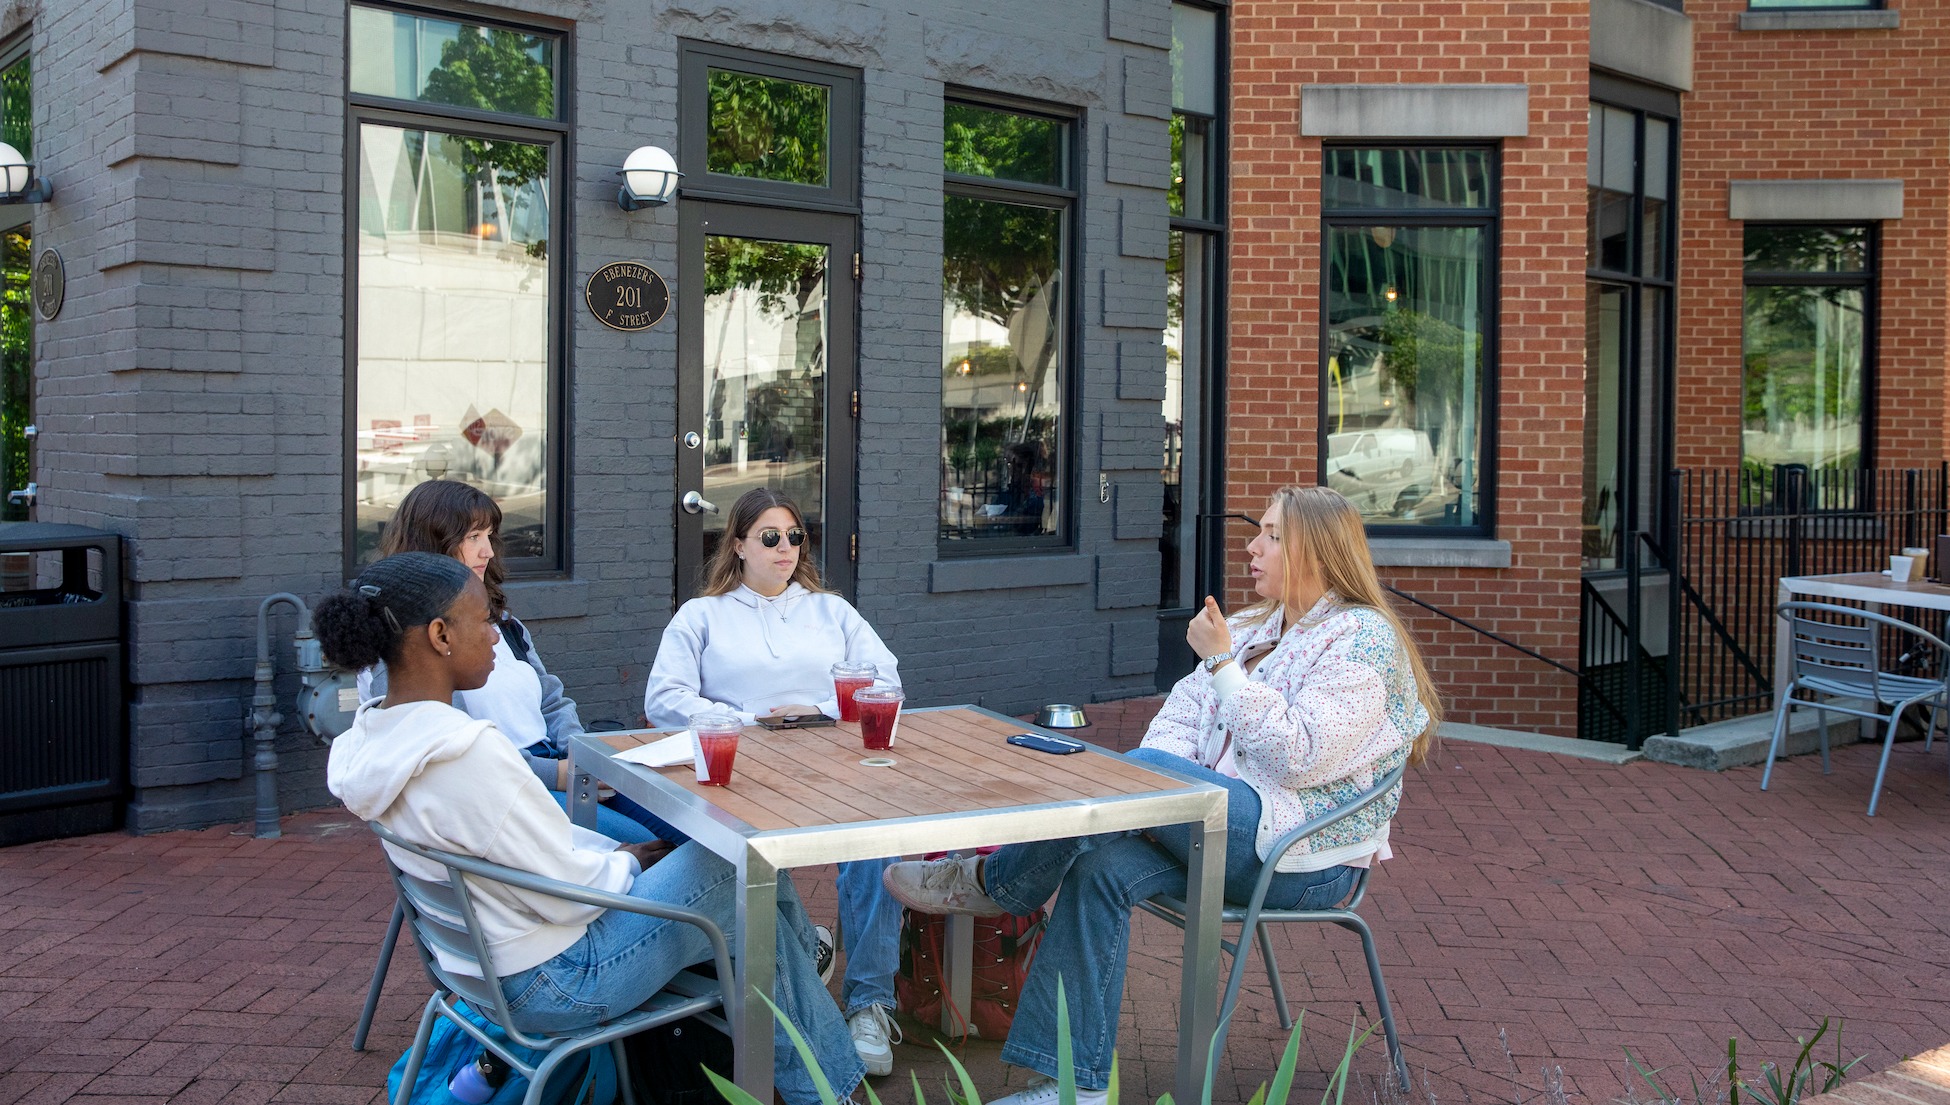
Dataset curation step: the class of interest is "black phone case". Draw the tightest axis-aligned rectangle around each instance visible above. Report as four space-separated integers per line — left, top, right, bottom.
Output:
759 713 837 730
1008 733 1083 754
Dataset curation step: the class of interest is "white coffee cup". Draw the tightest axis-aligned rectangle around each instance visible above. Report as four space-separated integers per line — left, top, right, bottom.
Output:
1890 554 1917 582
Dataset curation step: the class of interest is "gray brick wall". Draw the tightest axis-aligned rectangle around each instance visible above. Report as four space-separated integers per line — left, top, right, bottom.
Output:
28 0 1175 832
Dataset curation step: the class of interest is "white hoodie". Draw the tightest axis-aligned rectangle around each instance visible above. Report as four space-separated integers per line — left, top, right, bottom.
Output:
328 699 637 978
644 583 901 727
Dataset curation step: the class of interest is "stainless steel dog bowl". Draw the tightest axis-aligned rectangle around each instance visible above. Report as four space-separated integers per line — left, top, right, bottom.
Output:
1035 703 1089 729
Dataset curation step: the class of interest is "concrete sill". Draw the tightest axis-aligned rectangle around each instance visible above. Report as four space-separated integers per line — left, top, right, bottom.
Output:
1738 10 1898 32
1369 537 1512 569
928 554 1093 593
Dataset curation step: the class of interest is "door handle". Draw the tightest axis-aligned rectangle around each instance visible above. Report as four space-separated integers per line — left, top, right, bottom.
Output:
681 491 718 515
5 482 35 507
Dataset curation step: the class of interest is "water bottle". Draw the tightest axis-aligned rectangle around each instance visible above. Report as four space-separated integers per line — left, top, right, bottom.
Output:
447 1051 507 1104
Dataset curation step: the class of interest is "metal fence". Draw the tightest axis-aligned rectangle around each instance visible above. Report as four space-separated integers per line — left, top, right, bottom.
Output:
1669 465 1950 727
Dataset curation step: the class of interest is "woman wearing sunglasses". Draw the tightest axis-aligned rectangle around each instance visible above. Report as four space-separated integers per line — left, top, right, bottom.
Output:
644 487 906 1079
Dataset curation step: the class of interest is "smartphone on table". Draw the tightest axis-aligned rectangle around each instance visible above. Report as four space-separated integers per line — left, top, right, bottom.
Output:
1007 732 1084 755
759 713 837 730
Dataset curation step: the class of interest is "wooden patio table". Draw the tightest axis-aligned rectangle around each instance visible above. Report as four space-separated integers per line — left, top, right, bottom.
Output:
1775 572 1950 714
567 705 1228 1104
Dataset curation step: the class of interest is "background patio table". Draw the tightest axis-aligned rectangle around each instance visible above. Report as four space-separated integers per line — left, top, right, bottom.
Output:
567 704 1229 1103
1775 573 1950 715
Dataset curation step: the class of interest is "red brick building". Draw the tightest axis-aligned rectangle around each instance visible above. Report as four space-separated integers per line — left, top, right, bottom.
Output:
1191 0 1949 741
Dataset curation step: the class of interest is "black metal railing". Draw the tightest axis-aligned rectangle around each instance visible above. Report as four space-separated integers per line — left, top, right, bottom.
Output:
1669 464 1950 727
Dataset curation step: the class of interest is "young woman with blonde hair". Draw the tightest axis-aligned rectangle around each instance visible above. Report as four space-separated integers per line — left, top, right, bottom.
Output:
883 485 1439 1105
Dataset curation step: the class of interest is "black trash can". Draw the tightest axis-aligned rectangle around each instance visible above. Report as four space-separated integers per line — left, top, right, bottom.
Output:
0 523 124 844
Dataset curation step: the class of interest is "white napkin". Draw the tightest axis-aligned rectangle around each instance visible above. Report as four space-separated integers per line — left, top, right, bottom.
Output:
614 731 695 768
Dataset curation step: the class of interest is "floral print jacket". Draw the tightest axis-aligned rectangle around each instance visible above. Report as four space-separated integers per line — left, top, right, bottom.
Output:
1142 595 1428 872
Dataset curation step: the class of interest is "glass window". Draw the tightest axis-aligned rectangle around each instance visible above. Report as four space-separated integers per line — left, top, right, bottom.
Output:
944 103 1066 186
348 7 565 569
940 101 1074 549
349 5 558 119
0 46 29 524
1742 225 1872 478
1583 101 1677 570
1323 149 1495 532
706 69 830 186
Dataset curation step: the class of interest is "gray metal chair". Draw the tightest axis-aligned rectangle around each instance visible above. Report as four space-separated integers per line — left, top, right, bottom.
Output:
1138 763 1410 1091
1761 601 1950 817
369 822 732 1105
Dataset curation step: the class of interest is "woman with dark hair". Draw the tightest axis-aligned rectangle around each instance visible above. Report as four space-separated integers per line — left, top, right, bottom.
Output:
363 480 667 845
882 486 1442 1105
644 488 906 1078
318 553 864 1105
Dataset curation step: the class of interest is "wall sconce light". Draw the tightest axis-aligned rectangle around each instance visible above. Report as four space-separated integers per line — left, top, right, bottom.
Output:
0 142 52 205
616 145 681 211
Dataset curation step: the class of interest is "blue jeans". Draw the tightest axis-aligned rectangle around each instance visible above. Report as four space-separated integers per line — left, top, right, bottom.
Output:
982 747 1361 1091
499 843 865 1105
835 858 900 1015
546 790 662 845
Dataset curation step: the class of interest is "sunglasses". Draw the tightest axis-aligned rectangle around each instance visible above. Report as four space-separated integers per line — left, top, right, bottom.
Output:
750 527 806 549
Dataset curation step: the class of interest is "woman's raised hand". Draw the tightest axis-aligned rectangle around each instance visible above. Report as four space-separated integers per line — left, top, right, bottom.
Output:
1186 596 1233 660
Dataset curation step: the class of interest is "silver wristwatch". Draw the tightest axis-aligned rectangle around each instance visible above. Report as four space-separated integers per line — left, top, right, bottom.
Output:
1201 650 1234 674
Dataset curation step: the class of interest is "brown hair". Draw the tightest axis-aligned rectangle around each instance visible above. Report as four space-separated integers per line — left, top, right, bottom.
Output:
378 480 508 618
1241 486 1442 764
697 488 832 598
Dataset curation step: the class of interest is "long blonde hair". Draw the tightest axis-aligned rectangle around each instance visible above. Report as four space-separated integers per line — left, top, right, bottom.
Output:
697 488 834 598
1241 486 1442 764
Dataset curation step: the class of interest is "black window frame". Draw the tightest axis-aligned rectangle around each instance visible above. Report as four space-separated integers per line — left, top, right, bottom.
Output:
677 41 862 214
0 32 30 526
1584 94 1679 572
1318 142 1501 539
342 1 573 576
1165 0 1227 612
937 91 1081 556
1740 222 1879 483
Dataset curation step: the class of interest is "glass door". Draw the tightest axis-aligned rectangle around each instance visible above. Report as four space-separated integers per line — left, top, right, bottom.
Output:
676 203 856 601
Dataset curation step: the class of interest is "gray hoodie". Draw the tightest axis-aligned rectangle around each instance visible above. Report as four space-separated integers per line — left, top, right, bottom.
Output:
328 699 635 978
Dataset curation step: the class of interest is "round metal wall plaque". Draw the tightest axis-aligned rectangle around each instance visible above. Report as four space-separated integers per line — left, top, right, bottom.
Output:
32 248 63 321
584 261 670 332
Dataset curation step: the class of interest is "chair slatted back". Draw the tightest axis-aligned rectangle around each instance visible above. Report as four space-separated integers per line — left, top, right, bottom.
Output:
375 839 540 1038
389 862 507 1014
1785 605 1888 700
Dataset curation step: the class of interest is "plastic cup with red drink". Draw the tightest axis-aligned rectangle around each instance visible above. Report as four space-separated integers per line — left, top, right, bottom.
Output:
853 687 905 750
831 661 877 722
689 711 743 786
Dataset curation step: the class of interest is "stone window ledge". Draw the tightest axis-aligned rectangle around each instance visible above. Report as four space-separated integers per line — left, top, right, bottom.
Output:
1369 537 1512 569
1738 10 1898 32
928 554 1092 593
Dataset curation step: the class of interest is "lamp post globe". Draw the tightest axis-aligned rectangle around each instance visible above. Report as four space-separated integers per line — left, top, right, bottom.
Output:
0 142 30 198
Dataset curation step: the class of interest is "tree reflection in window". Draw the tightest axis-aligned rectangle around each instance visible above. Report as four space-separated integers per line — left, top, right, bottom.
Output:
941 103 1070 545
706 70 829 186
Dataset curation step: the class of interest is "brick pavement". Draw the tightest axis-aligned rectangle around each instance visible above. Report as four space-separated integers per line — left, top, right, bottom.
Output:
2 697 1947 1105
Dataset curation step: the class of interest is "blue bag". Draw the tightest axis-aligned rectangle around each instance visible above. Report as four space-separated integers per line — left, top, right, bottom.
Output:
386 1000 620 1105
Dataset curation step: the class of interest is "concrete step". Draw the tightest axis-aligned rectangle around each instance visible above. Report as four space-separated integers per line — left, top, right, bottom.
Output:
1641 703 1878 772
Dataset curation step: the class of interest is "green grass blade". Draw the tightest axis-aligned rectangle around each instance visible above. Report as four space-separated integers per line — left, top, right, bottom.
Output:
1264 1009 1307 1105
1056 976 1078 1105
706 1068 769 1105
753 989 843 1104
936 1039 987 1105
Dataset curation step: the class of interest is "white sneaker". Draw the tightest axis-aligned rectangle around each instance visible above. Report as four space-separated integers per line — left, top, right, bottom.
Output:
814 924 836 985
881 854 1004 916
847 1004 901 1077
988 1076 1110 1105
